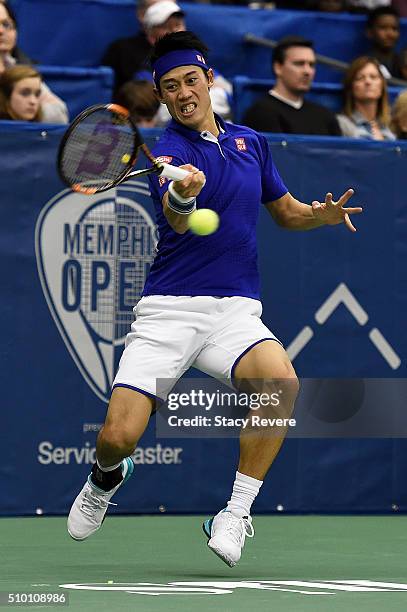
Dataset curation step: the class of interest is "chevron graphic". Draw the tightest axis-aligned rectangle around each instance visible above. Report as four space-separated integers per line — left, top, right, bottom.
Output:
287 283 401 369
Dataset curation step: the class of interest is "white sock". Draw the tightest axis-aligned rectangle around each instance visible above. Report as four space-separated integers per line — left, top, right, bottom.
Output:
96 459 121 472
226 471 263 518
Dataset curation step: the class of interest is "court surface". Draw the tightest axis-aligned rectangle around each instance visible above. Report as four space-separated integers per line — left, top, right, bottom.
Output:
2 515 407 611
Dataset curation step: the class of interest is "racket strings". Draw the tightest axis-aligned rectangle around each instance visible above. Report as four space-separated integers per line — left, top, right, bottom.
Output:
60 109 136 191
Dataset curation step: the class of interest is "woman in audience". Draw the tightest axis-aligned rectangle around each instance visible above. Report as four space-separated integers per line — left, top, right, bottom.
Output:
0 65 42 121
391 90 407 139
0 1 68 123
337 56 395 140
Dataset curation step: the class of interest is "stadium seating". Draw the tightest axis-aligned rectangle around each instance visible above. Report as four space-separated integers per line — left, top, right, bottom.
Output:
38 65 114 120
12 0 407 81
232 76 406 123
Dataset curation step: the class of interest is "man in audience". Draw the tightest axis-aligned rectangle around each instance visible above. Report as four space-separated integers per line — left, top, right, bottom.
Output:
243 37 341 136
364 6 402 78
142 1 232 120
102 1 232 120
101 0 162 95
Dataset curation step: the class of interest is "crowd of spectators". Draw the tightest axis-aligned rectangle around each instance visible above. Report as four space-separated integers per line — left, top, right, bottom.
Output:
1 0 407 141
0 1 68 123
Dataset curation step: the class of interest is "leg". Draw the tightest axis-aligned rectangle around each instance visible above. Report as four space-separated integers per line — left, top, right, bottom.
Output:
204 340 299 567
67 387 154 541
234 339 299 480
97 387 154 467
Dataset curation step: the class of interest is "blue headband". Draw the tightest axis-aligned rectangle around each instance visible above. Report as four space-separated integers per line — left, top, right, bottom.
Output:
152 49 209 87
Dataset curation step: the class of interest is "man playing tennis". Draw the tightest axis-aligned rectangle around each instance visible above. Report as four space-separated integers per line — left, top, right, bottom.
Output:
68 31 362 567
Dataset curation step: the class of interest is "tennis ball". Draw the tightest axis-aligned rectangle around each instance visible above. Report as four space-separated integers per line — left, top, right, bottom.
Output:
121 153 131 164
188 208 219 236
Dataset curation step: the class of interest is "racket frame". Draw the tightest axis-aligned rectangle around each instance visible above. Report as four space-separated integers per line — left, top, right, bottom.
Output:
57 103 164 195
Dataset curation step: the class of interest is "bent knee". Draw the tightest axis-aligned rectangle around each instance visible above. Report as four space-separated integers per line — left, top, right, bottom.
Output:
99 426 137 456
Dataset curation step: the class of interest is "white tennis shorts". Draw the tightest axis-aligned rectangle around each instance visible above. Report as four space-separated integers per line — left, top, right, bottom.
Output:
113 295 281 401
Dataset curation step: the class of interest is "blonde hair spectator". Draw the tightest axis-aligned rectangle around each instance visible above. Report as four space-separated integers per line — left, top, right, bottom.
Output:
337 56 395 140
0 65 42 121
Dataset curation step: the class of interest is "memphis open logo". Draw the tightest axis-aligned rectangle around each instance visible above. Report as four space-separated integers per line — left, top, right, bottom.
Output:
35 181 157 403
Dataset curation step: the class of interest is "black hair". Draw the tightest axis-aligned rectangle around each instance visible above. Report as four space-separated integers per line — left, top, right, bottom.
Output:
2 1 18 27
272 36 314 66
367 6 400 29
150 31 209 67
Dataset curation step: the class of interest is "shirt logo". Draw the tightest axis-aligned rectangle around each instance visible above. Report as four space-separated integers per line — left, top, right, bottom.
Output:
156 157 173 187
235 137 247 152
156 156 173 164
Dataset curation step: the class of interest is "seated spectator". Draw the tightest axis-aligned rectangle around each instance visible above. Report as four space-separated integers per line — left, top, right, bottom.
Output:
115 79 160 127
0 65 42 121
337 56 395 139
391 90 407 138
102 0 165 96
243 36 341 136
365 6 402 78
0 1 68 123
136 1 232 122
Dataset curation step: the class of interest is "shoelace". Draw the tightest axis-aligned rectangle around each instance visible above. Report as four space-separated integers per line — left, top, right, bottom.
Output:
80 489 117 518
223 513 255 546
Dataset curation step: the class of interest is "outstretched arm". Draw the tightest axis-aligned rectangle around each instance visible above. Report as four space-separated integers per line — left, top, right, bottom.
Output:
266 189 363 232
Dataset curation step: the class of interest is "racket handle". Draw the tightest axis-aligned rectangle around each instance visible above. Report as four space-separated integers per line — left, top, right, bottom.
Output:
159 162 190 181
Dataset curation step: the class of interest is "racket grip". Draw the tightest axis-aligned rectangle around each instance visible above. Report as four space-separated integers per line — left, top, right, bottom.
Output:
160 162 190 181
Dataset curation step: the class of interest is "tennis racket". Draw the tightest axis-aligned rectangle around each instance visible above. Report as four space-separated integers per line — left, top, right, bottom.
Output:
57 103 189 195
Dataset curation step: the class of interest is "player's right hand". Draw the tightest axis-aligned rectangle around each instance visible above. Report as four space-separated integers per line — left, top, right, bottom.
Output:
172 164 206 200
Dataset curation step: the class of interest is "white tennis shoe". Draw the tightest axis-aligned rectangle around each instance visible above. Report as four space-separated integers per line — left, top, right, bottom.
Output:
67 457 134 541
203 509 254 567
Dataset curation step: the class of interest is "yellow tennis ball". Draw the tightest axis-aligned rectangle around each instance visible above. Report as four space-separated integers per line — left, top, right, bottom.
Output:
188 209 219 236
121 153 131 164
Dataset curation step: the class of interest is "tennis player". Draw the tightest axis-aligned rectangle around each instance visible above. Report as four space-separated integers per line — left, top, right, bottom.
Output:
67 31 362 567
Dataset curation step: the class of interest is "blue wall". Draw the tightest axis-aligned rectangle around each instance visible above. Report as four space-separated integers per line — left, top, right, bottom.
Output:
1 122 406 516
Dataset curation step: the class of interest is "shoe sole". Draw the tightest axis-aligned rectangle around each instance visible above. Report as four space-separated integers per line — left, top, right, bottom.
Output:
68 458 134 541
202 518 236 568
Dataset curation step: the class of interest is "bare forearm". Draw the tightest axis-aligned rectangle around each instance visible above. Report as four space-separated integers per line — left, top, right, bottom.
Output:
280 199 325 230
267 194 325 231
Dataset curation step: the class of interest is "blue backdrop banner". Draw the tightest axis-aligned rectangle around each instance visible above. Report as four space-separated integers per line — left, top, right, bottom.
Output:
1 122 406 516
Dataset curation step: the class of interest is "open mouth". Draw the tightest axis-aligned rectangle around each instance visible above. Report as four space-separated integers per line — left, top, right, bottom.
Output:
180 103 197 116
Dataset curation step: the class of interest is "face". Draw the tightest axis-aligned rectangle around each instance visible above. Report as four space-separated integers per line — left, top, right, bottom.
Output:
352 63 383 103
369 15 400 51
147 15 185 45
8 76 41 120
274 46 316 95
0 4 16 55
157 65 214 131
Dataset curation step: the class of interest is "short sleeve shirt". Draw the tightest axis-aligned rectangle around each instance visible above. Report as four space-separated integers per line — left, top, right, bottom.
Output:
144 116 287 299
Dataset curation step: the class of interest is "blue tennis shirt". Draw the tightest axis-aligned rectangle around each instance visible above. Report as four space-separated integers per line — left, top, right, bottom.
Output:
143 116 288 299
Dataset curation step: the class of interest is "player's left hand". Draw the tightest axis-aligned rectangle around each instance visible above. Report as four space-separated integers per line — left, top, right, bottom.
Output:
311 189 363 232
